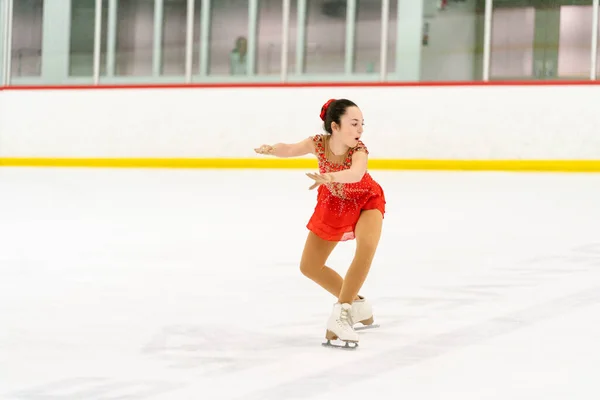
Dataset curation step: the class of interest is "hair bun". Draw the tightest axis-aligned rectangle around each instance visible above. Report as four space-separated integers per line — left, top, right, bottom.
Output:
320 98 336 121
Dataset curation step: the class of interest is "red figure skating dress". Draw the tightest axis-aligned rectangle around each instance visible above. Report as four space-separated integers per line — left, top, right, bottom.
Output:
307 134 386 242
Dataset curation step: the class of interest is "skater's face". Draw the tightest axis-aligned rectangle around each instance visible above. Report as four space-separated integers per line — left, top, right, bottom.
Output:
332 106 364 148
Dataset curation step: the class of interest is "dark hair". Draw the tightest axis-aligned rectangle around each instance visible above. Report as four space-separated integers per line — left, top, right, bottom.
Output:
320 98 357 134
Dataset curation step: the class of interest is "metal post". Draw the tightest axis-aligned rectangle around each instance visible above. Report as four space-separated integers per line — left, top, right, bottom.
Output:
93 0 103 84
0 0 5 85
482 0 493 81
280 0 290 81
591 0 599 80
247 0 258 75
199 0 210 76
344 0 357 74
106 0 117 77
2 0 13 85
152 0 164 76
295 0 306 74
0 0 6 86
379 0 389 81
185 0 194 82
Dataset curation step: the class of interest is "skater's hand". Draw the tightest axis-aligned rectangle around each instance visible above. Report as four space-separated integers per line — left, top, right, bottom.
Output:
254 144 274 155
306 172 333 190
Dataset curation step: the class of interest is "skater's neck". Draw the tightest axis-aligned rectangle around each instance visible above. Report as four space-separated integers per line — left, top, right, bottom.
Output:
328 137 349 156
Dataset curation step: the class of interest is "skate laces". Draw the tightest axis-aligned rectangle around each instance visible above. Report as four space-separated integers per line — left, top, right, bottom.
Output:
346 308 355 325
341 308 349 321
338 305 352 328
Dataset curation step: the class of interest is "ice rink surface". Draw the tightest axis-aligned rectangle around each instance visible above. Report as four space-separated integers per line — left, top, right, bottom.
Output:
1 167 599 400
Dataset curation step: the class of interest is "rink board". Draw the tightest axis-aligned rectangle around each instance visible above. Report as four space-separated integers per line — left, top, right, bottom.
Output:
1 81 600 172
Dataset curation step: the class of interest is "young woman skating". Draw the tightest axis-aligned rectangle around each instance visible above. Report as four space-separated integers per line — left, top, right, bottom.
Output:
255 98 386 348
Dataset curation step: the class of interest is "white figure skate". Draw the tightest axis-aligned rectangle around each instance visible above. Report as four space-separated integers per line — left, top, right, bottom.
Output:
351 296 380 331
322 302 359 349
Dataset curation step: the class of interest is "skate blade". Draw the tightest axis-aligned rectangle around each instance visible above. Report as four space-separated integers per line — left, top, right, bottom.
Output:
322 339 358 350
354 323 380 331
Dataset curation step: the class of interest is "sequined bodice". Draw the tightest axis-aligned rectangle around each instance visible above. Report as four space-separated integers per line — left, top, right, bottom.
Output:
312 135 381 201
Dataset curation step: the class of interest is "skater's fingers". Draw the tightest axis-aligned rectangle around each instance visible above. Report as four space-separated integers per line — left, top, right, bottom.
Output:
255 145 273 154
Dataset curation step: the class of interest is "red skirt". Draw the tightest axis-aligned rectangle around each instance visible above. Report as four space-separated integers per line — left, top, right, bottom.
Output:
306 189 386 242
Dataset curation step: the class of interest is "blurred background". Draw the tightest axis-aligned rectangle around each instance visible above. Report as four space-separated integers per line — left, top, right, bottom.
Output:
0 0 599 85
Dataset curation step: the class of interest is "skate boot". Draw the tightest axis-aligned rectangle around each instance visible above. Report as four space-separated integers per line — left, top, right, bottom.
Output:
322 302 359 349
351 296 380 331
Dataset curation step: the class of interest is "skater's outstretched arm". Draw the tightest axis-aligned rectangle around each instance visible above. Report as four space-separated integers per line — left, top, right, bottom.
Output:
254 137 315 158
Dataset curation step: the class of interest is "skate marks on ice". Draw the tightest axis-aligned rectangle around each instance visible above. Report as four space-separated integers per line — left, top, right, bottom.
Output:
140 242 600 374
236 285 600 400
141 324 317 373
3 377 182 400
230 244 600 399
272 241 600 334
5 244 600 400
2 325 314 400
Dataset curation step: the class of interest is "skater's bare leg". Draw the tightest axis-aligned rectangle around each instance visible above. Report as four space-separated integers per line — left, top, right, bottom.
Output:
299 232 346 298
338 209 383 304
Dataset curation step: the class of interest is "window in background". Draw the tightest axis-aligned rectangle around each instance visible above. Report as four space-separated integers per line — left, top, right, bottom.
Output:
353 0 396 77
354 0 382 75
115 0 154 76
161 0 201 76
490 1 594 81
257 0 283 76
558 4 593 79
304 0 346 74
490 6 535 79
421 0 483 81
11 0 43 77
209 0 249 76
530 5 561 79
69 0 108 77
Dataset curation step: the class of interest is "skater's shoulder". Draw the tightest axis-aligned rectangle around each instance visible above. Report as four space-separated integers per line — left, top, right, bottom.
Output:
310 134 325 143
352 140 369 155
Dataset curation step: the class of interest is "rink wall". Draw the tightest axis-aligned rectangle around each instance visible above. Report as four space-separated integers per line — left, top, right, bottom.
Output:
0 82 600 171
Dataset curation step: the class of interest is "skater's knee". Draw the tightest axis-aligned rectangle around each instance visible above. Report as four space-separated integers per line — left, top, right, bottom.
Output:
300 261 317 277
299 232 337 278
353 242 378 268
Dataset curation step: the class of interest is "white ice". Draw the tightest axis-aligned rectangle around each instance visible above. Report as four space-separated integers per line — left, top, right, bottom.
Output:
1 167 599 400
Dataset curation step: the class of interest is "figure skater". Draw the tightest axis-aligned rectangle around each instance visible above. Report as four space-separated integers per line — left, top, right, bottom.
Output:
254 98 385 348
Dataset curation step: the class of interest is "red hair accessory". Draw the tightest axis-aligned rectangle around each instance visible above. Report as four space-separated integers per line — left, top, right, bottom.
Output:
320 98 336 121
